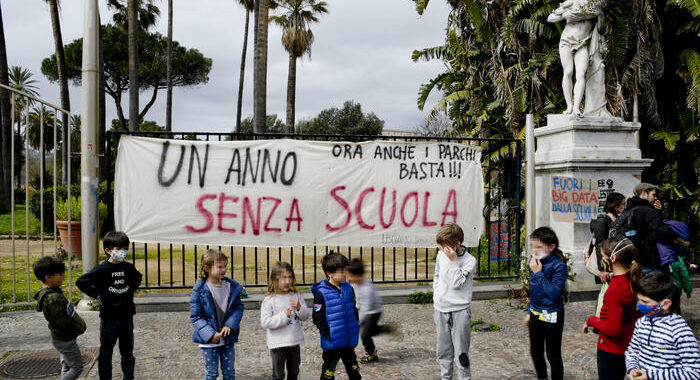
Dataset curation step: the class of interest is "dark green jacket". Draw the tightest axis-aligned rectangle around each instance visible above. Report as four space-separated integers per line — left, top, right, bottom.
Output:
34 287 87 341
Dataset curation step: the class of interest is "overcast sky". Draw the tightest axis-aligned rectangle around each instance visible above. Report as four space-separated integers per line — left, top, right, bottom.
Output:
3 0 450 133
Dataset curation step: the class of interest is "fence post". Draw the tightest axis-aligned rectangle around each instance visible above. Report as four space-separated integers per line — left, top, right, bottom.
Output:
525 114 536 244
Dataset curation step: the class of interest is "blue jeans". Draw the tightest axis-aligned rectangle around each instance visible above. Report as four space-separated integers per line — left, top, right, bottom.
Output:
201 344 235 380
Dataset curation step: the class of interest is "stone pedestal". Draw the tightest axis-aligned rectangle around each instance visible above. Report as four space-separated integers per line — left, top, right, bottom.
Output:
534 114 652 290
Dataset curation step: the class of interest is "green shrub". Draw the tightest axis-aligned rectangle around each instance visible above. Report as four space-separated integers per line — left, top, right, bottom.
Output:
13 187 26 205
56 196 108 221
408 290 433 304
470 319 501 332
29 182 111 230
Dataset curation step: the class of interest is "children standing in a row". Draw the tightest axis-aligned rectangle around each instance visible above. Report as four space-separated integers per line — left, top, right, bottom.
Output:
525 227 568 380
261 262 310 380
189 249 245 380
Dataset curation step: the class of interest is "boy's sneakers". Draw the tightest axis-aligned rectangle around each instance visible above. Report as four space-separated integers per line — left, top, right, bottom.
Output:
359 350 379 363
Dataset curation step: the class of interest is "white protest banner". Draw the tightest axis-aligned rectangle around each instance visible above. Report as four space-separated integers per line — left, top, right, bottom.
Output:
114 136 484 247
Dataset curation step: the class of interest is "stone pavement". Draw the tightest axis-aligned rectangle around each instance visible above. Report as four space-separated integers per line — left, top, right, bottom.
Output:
1 296 698 380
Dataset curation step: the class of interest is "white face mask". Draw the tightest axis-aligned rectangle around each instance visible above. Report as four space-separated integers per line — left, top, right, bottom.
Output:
534 251 550 260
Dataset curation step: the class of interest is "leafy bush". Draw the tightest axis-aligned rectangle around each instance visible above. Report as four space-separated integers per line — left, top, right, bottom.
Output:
29 182 111 230
408 290 433 304
13 187 26 205
56 196 107 221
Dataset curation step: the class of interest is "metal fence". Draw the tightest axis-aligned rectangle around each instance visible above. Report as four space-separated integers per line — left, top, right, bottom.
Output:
0 83 75 303
104 130 523 289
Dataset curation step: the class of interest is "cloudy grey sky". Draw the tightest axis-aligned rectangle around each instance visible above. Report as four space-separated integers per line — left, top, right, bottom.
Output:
3 0 450 133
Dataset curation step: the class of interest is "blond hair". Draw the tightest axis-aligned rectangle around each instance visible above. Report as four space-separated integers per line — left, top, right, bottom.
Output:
436 223 464 247
266 261 297 296
199 249 228 279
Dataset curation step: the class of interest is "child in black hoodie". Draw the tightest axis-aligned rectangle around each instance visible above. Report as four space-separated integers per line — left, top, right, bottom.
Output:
76 231 142 380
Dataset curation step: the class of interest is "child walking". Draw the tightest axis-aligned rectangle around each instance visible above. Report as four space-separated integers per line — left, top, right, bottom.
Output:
433 223 477 380
582 237 642 380
524 227 568 380
76 231 142 380
34 256 87 380
261 262 310 380
311 251 361 380
625 273 700 380
347 258 397 364
190 249 245 380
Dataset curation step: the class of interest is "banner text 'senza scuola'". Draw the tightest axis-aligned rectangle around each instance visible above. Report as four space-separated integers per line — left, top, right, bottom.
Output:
114 137 484 247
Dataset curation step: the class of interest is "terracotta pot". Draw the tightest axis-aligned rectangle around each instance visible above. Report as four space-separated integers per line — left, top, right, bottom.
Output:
56 220 103 259
56 220 82 258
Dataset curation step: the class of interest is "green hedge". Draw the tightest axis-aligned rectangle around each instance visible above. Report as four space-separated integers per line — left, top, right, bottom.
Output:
28 182 111 231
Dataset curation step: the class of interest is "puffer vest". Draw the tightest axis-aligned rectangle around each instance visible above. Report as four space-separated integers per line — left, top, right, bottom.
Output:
315 279 360 350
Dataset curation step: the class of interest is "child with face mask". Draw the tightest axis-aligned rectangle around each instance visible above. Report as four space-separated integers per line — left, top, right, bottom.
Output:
624 272 700 380
583 237 642 380
524 227 569 380
76 231 142 380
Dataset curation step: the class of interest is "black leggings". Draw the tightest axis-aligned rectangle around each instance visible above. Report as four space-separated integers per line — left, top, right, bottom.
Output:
529 309 565 380
596 348 626 380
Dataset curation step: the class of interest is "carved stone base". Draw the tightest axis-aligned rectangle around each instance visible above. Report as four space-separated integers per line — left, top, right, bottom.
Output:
534 114 652 290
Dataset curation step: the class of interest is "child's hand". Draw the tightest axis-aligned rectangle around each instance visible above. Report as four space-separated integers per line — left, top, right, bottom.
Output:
284 307 292 317
290 297 301 311
582 321 589 334
523 314 530 330
630 369 648 380
210 332 222 343
442 246 458 262
529 256 542 273
220 326 231 337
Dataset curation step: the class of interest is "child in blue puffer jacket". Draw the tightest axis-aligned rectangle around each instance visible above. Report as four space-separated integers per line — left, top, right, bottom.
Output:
524 227 568 380
311 251 361 380
190 249 245 380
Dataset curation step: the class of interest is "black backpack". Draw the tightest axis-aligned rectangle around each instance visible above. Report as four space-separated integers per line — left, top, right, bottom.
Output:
608 209 636 239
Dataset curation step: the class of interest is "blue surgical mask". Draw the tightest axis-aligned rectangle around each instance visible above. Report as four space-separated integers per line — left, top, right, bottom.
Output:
637 301 665 318
111 249 128 262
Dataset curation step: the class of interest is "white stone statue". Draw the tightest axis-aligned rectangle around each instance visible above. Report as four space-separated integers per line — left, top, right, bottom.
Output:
548 0 613 117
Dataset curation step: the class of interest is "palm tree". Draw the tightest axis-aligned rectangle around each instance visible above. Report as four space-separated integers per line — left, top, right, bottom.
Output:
253 0 271 132
128 0 138 131
27 106 58 184
108 0 160 30
235 0 255 133
166 0 173 132
271 0 328 132
0 2 10 212
8 66 40 187
43 0 69 185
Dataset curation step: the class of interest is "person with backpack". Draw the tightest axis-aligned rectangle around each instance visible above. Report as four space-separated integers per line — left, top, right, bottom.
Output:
609 183 676 275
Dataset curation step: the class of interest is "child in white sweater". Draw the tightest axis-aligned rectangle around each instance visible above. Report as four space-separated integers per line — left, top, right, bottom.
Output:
261 262 310 380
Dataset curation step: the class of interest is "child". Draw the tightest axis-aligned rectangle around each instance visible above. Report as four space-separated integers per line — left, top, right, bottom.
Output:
189 249 245 380
76 231 142 380
433 223 477 380
261 262 310 380
524 227 568 380
625 273 700 379
657 220 693 298
582 237 642 380
33 256 87 380
347 258 397 364
311 251 361 380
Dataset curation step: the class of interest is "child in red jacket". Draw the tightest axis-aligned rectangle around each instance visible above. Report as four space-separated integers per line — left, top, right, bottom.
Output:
582 236 642 380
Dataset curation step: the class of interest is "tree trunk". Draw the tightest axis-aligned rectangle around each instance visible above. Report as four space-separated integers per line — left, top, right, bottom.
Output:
128 0 139 131
48 0 70 185
286 53 296 133
166 0 173 132
0 2 10 212
253 0 269 133
236 9 250 133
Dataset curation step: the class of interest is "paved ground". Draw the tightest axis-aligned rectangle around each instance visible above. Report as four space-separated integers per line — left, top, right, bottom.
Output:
1 296 698 380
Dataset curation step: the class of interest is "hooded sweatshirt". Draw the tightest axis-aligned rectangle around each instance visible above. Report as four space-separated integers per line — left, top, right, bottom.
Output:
34 287 87 341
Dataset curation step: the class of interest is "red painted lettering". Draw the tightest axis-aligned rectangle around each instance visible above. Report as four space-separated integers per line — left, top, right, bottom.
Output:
262 197 282 232
185 194 217 233
379 187 396 228
217 193 239 233
242 197 261 235
326 186 351 232
441 189 458 225
401 191 419 227
422 192 437 227
285 198 303 232
355 187 376 230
